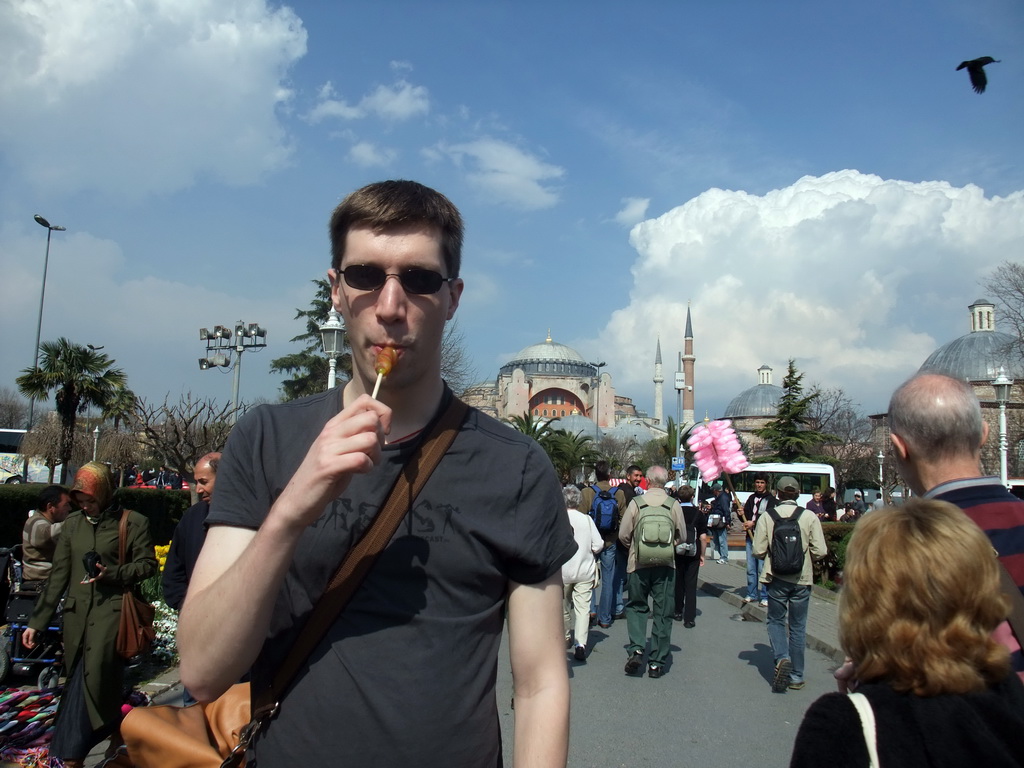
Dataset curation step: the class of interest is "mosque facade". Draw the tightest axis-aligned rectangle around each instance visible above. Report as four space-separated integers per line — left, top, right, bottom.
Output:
462 307 701 447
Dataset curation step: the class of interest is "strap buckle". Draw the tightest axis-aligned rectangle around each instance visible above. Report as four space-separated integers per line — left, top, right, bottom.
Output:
220 702 279 768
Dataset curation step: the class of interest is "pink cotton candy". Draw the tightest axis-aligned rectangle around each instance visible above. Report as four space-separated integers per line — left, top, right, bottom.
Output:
686 420 749 483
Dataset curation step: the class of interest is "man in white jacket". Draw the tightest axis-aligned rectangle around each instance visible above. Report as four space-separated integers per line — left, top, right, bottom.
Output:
562 485 604 662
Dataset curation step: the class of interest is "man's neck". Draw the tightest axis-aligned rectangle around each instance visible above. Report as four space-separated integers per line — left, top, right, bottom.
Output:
916 457 984 496
344 373 446 444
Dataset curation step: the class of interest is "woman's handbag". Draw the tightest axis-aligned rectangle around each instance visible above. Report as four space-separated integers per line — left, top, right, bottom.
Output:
113 396 469 768
116 509 156 659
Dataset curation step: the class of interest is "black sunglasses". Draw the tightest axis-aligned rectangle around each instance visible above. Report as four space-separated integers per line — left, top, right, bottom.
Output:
339 264 455 295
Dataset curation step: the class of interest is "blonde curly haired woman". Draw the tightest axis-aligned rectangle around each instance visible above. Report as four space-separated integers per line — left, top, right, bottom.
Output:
790 499 1024 768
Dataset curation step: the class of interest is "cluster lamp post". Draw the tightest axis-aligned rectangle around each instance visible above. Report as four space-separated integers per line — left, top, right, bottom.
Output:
993 367 1014 488
199 322 268 424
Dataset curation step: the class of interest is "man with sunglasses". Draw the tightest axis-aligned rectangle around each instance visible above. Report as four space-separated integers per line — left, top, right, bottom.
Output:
179 180 576 768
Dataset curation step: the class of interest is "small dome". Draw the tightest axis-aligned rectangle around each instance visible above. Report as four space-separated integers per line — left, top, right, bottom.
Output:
549 414 600 441
604 420 656 445
724 384 783 418
918 331 1024 381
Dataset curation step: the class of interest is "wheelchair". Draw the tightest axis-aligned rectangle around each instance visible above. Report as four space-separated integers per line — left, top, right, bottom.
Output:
0 546 63 690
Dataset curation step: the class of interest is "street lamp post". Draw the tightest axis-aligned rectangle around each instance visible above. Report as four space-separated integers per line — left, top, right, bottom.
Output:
877 448 884 490
93 425 100 462
993 367 1014 488
588 361 606 429
24 215 66 480
319 308 346 390
199 322 267 424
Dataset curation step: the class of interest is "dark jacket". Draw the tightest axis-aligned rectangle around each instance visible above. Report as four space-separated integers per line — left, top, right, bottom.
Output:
29 506 157 730
162 500 210 611
791 675 1024 768
743 492 777 526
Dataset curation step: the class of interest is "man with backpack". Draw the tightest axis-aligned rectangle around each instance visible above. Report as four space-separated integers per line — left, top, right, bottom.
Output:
580 461 627 628
618 466 685 679
752 475 827 693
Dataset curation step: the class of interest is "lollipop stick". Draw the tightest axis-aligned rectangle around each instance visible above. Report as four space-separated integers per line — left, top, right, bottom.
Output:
371 372 384 400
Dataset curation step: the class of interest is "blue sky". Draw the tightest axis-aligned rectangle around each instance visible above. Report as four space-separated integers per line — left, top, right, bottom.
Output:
2 0 1023 425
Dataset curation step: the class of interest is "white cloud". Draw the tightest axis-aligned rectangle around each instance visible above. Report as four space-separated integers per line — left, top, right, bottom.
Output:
307 79 429 123
614 197 650 226
599 170 1024 417
348 141 397 167
0 225 308 406
437 138 564 210
0 0 308 198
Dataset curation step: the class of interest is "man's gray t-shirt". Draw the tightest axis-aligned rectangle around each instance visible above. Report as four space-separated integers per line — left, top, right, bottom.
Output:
207 388 576 767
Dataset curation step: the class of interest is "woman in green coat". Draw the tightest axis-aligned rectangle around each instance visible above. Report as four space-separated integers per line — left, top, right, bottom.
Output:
24 462 157 768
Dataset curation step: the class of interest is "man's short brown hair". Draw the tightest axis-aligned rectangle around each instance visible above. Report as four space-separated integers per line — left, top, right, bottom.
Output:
329 180 464 278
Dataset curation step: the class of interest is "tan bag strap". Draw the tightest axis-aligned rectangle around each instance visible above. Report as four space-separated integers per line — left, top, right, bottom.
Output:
252 395 469 720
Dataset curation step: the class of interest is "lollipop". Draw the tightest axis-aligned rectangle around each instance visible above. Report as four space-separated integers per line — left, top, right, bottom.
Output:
371 347 397 399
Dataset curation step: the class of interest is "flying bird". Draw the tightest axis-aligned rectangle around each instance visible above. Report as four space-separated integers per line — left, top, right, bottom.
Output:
957 56 1000 94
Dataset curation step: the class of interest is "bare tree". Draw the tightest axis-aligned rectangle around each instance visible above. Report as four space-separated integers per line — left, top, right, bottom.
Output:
0 387 29 429
982 261 1024 364
20 413 91 483
807 385 874 493
441 319 476 396
129 393 236 494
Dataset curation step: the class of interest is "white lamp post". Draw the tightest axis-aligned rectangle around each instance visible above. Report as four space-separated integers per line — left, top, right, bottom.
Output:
877 448 884 488
92 425 100 461
319 308 346 390
993 367 1014 487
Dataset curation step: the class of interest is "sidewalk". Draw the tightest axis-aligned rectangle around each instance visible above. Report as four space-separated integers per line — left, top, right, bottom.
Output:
698 558 845 663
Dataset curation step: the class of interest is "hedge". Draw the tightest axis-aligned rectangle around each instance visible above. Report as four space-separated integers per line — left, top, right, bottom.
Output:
0 485 191 548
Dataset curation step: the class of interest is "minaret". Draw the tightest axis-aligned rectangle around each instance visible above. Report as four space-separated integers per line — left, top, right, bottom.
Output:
653 337 664 425
681 304 695 428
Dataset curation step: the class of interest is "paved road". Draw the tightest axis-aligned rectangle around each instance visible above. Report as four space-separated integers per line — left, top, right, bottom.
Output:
497 584 839 768
134 566 842 768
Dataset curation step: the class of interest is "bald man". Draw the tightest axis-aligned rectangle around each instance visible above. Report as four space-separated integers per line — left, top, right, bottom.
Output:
889 373 1024 679
162 454 220 611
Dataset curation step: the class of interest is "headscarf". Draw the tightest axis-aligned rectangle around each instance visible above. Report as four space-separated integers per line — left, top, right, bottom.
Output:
70 461 115 511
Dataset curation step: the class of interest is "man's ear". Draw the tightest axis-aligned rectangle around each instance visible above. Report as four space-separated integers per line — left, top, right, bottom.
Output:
890 432 910 461
979 419 990 449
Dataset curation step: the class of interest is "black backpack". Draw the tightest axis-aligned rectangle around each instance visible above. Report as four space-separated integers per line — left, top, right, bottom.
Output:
589 485 618 533
767 506 805 576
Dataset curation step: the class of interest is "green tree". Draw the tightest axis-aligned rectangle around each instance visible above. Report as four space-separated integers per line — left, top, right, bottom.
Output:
271 279 350 401
753 359 833 463
16 338 128 482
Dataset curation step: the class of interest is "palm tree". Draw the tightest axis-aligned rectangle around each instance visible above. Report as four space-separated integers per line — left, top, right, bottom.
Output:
102 385 139 430
506 413 555 449
547 429 599 485
17 338 128 482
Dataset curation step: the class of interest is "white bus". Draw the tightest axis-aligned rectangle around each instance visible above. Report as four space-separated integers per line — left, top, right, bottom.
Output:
684 462 836 508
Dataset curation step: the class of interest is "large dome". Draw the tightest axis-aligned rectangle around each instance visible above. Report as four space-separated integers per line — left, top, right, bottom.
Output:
724 384 783 419
509 338 588 365
500 334 595 377
918 330 1024 381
